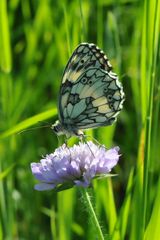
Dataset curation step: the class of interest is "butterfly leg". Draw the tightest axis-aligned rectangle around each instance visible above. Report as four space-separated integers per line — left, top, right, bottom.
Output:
78 134 84 142
75 131 95 157
62 136 73 163
64 135 71 147
83 134 107 150
80 134 95 158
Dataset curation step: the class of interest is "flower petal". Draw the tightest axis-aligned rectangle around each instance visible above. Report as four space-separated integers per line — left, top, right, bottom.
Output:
34 183 56 191
31 141 120 191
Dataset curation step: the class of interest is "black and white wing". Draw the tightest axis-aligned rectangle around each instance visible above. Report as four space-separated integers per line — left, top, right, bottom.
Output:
58 43 124 131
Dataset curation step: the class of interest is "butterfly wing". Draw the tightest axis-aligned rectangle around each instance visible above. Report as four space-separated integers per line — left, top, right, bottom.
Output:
62 43 112 83
58 43 124 132
59 43 113 120
59 67 124 129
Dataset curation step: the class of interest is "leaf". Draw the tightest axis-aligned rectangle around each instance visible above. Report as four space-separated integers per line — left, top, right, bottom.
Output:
0 163 16 180
0 108 57 139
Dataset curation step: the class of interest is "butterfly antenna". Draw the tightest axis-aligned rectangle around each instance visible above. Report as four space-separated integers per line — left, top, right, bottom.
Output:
84 134 107 150
38 120 52 126
17 125 51 135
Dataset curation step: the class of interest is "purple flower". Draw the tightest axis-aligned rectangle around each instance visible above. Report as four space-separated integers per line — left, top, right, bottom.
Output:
31 141 120 191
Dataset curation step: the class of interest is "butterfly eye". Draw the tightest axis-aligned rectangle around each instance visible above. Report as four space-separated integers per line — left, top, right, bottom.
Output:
81 59 84 63
81 78 88 84
52 125 58 133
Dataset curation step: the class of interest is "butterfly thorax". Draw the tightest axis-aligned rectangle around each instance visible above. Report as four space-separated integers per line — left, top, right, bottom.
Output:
51 120 83 138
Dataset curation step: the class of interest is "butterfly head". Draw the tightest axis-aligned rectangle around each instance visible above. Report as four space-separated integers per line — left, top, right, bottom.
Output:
51 120 65 136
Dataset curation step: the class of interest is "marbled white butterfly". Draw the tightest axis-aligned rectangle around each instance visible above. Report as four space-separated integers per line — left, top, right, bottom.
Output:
52 43 125 138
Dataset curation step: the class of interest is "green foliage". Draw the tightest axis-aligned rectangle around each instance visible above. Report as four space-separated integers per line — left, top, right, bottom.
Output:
0 0 160 239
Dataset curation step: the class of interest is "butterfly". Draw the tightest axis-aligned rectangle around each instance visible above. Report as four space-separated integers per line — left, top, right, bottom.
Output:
52 43 125 138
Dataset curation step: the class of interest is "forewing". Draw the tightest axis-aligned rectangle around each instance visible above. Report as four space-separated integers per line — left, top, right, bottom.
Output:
60 67 124 129
62 43 112 84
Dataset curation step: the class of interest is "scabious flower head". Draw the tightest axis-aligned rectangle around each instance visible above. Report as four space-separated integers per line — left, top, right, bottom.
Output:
31 141 120 191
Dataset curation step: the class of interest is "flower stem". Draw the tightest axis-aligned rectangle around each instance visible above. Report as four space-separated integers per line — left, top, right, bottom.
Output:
80 188 105 240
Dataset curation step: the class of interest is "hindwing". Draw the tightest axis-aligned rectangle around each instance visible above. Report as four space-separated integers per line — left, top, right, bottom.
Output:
59 67 124 129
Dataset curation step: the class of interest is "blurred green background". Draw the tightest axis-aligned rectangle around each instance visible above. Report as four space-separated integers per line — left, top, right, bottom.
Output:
0 0 160 239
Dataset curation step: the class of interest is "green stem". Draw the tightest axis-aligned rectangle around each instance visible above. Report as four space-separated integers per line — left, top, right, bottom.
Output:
80 188 105 240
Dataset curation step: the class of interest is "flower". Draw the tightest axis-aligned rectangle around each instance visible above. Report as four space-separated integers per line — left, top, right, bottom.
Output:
31 141 120 191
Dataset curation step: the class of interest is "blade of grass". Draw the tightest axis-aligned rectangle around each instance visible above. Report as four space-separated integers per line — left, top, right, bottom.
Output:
57 189 75 240
79 0 86 41
63 3 71 56
142 0 159 235
0 163 16 180
116 168 134 240
144 177 160 240
0 0 12 72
